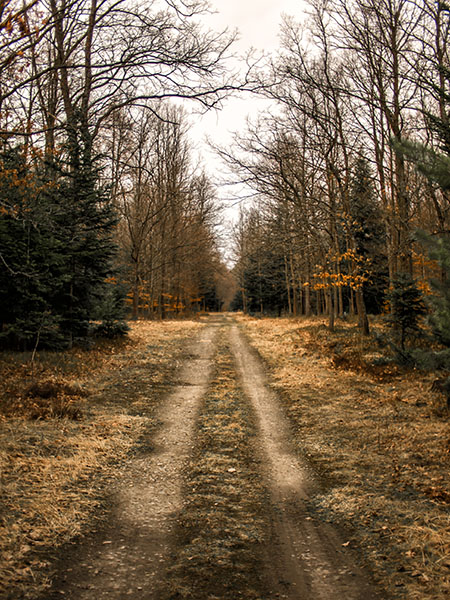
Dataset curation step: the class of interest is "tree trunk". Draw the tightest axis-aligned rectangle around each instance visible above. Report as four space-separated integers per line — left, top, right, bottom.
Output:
304 283 311 317
326 288 335 331
349 288 355 315
132 261 139 320
284 254 292 315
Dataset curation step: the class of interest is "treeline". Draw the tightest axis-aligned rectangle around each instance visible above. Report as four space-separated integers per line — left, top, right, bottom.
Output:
225 0 450 334
0 0 235 350
111 105 234 319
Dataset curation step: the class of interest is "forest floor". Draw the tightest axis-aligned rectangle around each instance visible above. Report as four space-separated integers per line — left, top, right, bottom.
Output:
0 314 448 599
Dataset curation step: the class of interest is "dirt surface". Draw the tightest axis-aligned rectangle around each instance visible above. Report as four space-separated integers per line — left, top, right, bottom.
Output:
40 320 219 599
37 315 383 599
230 322 382 600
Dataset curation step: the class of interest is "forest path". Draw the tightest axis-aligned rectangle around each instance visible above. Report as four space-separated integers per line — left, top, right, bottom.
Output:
42 315 382 600
229 321 382 600
42 317 221 599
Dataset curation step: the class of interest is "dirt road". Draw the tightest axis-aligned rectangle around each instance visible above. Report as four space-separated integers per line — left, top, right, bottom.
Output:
42 315 383 600
230 322 381 600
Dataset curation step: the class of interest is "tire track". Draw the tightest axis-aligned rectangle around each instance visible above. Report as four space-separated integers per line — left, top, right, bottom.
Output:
160 332 270 600
43 320 220 600
229 322 383 600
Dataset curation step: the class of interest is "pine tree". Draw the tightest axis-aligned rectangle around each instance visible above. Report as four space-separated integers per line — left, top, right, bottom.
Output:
0 127 127 350
385 274 427 350
51 149 117 342
392 27 450 375
92 278 130 338
348 156 388 314
393 138 450 191
242 246 288 315
415 232 450 347
49 119 126 346
0 144 66 349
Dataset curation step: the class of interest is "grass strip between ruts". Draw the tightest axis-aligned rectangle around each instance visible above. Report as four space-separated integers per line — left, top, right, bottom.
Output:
161 335 270 600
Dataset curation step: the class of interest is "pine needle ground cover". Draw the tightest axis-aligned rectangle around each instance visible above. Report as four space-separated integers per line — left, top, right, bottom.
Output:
0 320 204 599
239 315 450 600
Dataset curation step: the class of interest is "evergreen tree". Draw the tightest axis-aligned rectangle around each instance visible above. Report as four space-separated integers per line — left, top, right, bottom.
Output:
385 274 427 350
348 156 388 314
0 145 66 349
392 34 450 378
92 277 130 338
393 138 450 191
242 247 288 315
49 127 120 344
0 128 127 350
416 232 450 347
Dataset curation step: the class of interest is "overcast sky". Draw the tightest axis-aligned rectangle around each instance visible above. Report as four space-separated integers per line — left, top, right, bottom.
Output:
204 0 306 52
189 0 308 204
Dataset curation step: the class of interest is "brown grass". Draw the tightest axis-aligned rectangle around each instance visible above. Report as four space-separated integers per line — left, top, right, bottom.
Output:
238 314 450 600
0 320 204 599
161 333 270 600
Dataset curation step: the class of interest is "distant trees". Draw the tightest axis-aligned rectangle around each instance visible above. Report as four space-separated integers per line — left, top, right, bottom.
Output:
231 208 288 315
112 105 224 318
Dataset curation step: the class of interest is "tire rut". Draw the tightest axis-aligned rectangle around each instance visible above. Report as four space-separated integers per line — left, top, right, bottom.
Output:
229 322 383 600
42 320 220 600
159 331 269 599
40 315 384 600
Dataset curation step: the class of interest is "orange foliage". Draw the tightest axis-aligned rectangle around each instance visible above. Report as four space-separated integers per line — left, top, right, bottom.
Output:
310 249 371 291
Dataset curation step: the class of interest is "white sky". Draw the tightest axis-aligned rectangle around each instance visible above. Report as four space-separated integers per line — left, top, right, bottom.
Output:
203 0 306 52
189 0 308 216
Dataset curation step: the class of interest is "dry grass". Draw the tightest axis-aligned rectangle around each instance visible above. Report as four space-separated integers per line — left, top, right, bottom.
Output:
0 319 204 599
161 334 270 600
238 314 450 600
